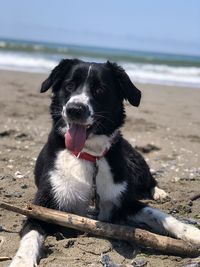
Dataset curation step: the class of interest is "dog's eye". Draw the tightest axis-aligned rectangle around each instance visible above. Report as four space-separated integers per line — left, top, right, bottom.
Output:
64 82 75 92
95 87 105 96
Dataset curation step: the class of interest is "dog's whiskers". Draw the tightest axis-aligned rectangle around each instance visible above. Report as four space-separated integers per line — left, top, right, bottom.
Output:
94 119 107 132
94 112 115 125
53 117 65 134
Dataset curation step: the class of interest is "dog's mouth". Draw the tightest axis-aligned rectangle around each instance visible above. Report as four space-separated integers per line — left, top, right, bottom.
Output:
65 123 92 152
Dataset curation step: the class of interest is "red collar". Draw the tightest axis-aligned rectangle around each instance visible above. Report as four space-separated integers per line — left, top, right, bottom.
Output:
71 149 108 163
68 130 120 162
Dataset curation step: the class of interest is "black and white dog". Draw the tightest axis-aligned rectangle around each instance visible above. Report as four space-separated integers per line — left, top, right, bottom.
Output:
10 59 200 267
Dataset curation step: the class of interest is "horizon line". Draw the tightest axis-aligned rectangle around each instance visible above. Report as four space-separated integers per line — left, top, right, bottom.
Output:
1 36 200 59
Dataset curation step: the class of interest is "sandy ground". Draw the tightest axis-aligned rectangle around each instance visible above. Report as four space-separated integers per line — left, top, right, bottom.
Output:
0 70 200 267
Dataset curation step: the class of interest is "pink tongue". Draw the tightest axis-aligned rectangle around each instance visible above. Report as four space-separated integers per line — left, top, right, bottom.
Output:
65 124 87 152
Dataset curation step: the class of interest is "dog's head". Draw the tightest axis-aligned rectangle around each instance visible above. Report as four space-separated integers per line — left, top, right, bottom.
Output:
41 59 141 152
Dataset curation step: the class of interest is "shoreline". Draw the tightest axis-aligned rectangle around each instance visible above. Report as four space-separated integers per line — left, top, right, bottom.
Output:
0 68 200 90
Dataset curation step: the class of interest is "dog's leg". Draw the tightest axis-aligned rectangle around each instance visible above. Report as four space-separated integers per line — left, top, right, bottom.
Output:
9 189 51 267
151 186 169 200
128 206 200 245
9 226 44 267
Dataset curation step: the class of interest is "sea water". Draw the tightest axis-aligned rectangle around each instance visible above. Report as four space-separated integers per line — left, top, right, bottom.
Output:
0 38 200 88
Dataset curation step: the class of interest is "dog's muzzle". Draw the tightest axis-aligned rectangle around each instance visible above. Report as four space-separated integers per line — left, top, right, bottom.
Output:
66 102 90 123
63 102 93 153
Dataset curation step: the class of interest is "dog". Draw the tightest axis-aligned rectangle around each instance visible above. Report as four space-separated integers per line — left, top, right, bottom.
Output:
10 59 200 267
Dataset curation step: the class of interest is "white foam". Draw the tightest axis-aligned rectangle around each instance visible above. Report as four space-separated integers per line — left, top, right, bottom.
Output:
0 51 200 88
0 51 57 73
124 62 200 88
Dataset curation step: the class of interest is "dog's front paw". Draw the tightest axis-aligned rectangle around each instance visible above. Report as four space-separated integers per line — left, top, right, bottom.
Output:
9 256 37 267
178 224 200 245
152 186 169 201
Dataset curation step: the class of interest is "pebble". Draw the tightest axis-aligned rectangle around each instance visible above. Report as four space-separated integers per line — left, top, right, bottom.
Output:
7 165 14 169
180 175 196 181
64 239 75 248
5 192 22 198
13 193 22 198
151 168 165 177
15 133 29 140
150 168 156 174
0 174 16 181
21 184 28 189
131 258 147 267
0 225 6 231
15 171 24 179
101 254 119 267
170 204 192 215
174 176 180 182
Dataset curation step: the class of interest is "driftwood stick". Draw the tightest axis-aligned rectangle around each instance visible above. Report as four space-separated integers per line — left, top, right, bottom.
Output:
0 202 199 257
190 193 200 201
0 256 12 262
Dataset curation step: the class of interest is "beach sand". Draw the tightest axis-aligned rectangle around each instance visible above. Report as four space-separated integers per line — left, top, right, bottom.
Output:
0 70 200 267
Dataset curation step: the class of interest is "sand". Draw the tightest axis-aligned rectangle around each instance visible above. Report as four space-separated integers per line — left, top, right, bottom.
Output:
0 70 200 267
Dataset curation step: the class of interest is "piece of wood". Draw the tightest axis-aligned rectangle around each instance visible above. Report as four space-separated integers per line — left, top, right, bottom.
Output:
0 202 199 257
0 256 12 262
190 193 200 201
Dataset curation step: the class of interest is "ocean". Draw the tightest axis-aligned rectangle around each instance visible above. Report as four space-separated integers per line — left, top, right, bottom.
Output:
0 38 200 88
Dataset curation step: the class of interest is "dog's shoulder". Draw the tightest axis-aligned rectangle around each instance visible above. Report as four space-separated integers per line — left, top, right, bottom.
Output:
34 130 64 186
106 135 150 173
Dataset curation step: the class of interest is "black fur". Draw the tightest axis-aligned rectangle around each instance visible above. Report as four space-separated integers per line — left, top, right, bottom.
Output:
21 59 156 239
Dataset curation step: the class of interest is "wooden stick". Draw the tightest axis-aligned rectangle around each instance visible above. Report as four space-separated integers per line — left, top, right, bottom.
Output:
0 256 12 262
0 202 199 257
190 193 200 201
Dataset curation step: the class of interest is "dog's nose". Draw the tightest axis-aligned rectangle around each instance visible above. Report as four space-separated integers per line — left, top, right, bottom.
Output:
66 102 90 121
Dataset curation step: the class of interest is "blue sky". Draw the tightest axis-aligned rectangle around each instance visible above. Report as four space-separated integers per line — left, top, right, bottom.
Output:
0 0 200 55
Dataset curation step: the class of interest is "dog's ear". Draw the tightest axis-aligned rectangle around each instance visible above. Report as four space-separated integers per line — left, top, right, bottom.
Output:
106 61 141 107
40 59 79 93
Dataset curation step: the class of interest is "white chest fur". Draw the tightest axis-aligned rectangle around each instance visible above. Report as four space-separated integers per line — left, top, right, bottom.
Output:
49 149 127 220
